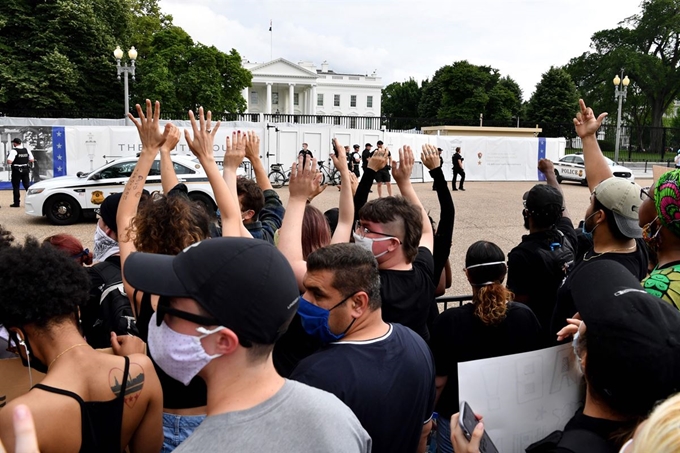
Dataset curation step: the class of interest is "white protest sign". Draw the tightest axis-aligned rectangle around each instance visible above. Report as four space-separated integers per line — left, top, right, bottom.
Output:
458 344 584 453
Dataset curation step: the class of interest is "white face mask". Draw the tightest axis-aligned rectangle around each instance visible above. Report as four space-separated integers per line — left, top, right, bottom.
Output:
353 232 393 258
147 312 224 386
93 224 119 262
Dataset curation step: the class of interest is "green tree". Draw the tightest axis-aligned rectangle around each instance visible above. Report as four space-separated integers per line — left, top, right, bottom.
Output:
565 0 680 152
381 78 422 130
417 60 522 124
132 26 251 114
526 67 579 138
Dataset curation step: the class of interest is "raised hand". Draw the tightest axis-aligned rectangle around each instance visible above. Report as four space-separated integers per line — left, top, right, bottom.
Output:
573 99 607 139
392 146 414 183
329 138 348 172
421 144 441 170
184 107 221 162
289 155 321 200
244 131 261 162
537 158 555 176
160 123 181 154
224 131 246 171
367 148 388 171
129 99 166 155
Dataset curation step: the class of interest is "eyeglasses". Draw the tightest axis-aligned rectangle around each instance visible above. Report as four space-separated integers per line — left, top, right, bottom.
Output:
156 302 220 327
354 220 396 239
640 186 651 201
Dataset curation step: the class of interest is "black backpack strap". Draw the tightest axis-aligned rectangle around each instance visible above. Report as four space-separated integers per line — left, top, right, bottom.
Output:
91 260 122 287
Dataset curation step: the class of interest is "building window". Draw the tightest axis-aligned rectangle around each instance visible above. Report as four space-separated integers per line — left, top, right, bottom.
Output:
250 91 258 105
334 95 340 107
294 93 299 106
317 94 324 107
272 92 279 105
367 96 373 108
350 95 357 107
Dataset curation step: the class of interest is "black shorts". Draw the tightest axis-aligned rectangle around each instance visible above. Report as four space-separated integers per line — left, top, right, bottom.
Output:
374 169 391 183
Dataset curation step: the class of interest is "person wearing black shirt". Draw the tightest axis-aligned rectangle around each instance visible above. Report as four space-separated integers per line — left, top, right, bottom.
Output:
298 143 313 167
291 244 435 453
361 143 372 172
373 141 392 197
353 145 436 341
7 138 34 207
430 240 542 453
451 146 465 191
527 260 680 453
507 159 577 344
349 144 361 177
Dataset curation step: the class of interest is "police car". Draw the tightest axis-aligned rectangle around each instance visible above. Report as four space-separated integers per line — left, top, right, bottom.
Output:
552 153 634 185
25 155 219 225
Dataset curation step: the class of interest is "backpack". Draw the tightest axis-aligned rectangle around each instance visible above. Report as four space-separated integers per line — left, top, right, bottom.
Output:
90 261 139 339
526 429 616 453
533 229 575 284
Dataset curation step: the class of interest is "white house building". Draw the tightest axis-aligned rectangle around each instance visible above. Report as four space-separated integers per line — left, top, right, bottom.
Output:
241 58 382 118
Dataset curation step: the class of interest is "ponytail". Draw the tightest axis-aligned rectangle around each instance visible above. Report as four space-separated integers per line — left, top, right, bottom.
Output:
473 282 512 326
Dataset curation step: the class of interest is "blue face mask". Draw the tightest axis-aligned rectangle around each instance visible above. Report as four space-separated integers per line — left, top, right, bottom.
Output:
581 211 599 241
297 295 355 343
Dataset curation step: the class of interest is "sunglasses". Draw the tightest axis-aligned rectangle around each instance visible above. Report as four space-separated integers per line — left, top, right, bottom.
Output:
155 303 220 327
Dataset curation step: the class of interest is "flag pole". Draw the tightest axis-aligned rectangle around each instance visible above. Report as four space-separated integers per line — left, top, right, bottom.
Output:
269 19 273 60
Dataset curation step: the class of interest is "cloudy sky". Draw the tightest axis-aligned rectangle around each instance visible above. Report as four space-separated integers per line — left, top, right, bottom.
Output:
160 0 643 100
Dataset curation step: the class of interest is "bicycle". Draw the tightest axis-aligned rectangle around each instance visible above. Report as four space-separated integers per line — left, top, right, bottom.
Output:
268 163 290 188
268 159 341 189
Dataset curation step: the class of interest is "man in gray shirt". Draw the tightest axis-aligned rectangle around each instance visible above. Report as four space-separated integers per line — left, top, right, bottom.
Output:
125 237 371 453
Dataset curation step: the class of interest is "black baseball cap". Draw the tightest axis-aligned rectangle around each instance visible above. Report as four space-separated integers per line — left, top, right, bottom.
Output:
571 260 680 416
97 193 123 234
365 143 372 147
11 138 21 144
522 184 563 213
124 237 300 345
353 144 360 149
376 140 384 146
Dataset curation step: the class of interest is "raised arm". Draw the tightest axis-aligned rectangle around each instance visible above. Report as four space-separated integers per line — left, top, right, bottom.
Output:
278 156 322 292
244 131 272 191
393 146 434 252
118 100 167 305
573 98 612 191
159 125 181 193
222 131 253 238
538 158 571 220
422 144 454 282
353 151 387 220
182 109 237 237
330 138 354 244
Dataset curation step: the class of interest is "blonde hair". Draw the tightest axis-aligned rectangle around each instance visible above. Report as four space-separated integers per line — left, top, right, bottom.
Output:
631 393 680 452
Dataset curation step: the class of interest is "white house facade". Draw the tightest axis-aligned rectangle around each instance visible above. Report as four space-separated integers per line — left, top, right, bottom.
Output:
241 58 382 117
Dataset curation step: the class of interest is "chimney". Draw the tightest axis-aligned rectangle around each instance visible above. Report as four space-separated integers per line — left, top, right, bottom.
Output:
321 60 329 73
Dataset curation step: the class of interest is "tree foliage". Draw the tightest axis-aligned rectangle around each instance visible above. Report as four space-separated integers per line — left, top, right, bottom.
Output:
416 60 522 124
0 0 251 117
526 67 580 138
381 78 422 129
565 0 680 151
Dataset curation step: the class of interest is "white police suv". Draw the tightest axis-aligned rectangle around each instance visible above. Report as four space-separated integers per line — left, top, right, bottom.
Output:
25 155 218 225
552 153 634 185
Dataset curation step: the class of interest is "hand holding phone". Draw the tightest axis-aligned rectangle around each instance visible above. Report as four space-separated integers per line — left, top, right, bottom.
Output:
331 138 338 156
458 401 499 453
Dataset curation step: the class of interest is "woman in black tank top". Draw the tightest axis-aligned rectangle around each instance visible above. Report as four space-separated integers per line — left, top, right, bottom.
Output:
0 237 163 452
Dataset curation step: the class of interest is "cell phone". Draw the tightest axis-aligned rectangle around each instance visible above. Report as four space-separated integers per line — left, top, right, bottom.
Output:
331 138 338 156
459 401 499 453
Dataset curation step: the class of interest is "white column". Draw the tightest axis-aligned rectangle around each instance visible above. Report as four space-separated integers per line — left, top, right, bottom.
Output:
265 83 272 114
288 83 295 114
242 87 249 113
310 84 317 115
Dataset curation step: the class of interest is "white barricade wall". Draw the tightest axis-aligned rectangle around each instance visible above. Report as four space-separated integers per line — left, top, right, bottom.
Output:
0 118 565 188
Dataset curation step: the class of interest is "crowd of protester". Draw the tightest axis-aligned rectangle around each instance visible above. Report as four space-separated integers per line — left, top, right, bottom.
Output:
1 98 680 453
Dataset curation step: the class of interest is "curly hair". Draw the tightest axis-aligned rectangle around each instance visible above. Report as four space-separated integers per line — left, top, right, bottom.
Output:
44 233 93 265
358 196 422 263
131 193 211 255
0 224 14 249
0 237 90 329
465 241 511 326
302 204 332 259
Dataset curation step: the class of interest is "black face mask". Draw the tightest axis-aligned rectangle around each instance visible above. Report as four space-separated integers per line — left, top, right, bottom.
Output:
10 329 49 375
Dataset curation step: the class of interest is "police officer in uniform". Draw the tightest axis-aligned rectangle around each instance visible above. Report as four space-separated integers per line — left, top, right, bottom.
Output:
7 138 34 207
